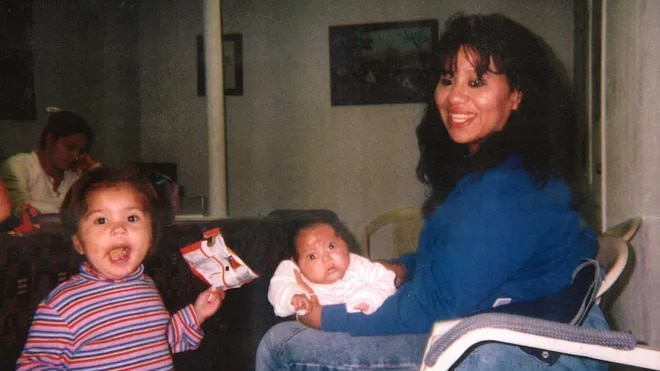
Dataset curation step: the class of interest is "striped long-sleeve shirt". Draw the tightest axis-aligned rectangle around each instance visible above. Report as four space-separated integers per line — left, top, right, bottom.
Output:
16 262 204 370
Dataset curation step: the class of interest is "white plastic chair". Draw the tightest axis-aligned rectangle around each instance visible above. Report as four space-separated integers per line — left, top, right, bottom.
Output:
594 233 629 301
420 230 660 370
599 216 642 310
362 206 423 258
605 216 642 242
420 313 660 370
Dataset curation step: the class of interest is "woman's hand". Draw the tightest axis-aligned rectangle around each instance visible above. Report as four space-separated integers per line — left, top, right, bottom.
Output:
378 260 407 287
193 286 225 324
293 270 322 329
73 153 97 172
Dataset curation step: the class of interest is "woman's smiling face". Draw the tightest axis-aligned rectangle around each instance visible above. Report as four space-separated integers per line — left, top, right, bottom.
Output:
72 183 152 280
435 46 522 154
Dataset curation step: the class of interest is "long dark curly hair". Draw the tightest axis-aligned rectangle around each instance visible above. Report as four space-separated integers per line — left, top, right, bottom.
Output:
416 13 583 218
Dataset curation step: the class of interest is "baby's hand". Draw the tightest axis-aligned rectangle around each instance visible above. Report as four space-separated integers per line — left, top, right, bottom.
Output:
193 286 225 324
353 302 371 313
291 293 312 314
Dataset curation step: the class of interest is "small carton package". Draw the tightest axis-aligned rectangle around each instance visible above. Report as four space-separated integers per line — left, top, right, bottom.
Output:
180 228 259 289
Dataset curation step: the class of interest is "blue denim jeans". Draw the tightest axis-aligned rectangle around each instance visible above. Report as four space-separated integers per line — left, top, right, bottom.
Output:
255 305 609 370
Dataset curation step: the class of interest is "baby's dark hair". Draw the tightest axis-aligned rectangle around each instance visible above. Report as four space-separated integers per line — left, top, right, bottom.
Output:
287 218 353 262
39 110 94 151
60 166 173 250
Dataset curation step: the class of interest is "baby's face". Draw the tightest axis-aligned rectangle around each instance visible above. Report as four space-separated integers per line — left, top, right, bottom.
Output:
72 184 152 280
295 223 350 285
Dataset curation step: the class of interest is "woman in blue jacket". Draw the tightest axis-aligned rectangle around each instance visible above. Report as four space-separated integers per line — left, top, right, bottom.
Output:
256 13 608 370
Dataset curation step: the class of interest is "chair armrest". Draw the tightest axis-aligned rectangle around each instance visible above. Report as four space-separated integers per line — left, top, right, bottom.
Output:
420 313 660 371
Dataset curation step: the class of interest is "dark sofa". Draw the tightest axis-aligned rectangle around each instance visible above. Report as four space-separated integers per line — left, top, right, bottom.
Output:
0 210 342 370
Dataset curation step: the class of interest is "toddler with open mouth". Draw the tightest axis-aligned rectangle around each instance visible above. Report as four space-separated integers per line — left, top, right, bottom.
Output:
17 166 224 370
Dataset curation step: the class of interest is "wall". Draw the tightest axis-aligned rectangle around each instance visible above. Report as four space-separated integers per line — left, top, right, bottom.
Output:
137 1 209 201
603 0 660 346
215 0 575 250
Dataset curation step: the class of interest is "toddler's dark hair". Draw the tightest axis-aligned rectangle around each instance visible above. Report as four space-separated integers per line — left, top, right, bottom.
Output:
60 166 173 251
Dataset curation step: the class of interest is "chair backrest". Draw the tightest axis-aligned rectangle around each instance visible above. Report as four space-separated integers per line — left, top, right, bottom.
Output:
605 216 642 242
595 234 629 300
362 206 423 258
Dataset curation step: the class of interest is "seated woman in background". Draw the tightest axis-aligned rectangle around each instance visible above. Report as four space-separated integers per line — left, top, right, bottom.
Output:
0 108 96 214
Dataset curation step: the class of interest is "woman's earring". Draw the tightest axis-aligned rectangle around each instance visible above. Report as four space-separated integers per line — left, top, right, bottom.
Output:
513 91 523 110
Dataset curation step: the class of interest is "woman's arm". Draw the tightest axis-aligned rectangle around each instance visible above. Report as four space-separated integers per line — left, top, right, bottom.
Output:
0 179 11 222
0 156 30 211
319 167 577 336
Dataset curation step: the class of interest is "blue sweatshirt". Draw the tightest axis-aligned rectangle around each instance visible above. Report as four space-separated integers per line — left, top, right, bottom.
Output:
322 155 598 335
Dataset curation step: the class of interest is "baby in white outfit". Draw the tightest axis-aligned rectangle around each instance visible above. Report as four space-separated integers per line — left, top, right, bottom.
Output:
268 219 396 317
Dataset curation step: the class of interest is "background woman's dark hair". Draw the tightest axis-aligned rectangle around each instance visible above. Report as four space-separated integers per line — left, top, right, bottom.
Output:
39 110 94 151
416 13 583 218
60 166 175 252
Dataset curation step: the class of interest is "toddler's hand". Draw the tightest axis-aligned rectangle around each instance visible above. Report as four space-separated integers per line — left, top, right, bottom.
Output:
291 293 313 314
193 286 225 324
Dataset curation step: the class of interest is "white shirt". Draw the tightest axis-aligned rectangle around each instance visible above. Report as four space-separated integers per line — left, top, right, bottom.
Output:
0 151 82 213
268 253 397 317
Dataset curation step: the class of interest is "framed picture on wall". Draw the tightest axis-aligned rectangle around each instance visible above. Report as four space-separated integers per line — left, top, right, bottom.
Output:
197 33 243 96
329 19 437 106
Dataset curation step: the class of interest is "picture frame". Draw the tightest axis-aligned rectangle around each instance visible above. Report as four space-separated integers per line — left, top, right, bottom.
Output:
329 20 438 106
197 33 243 96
